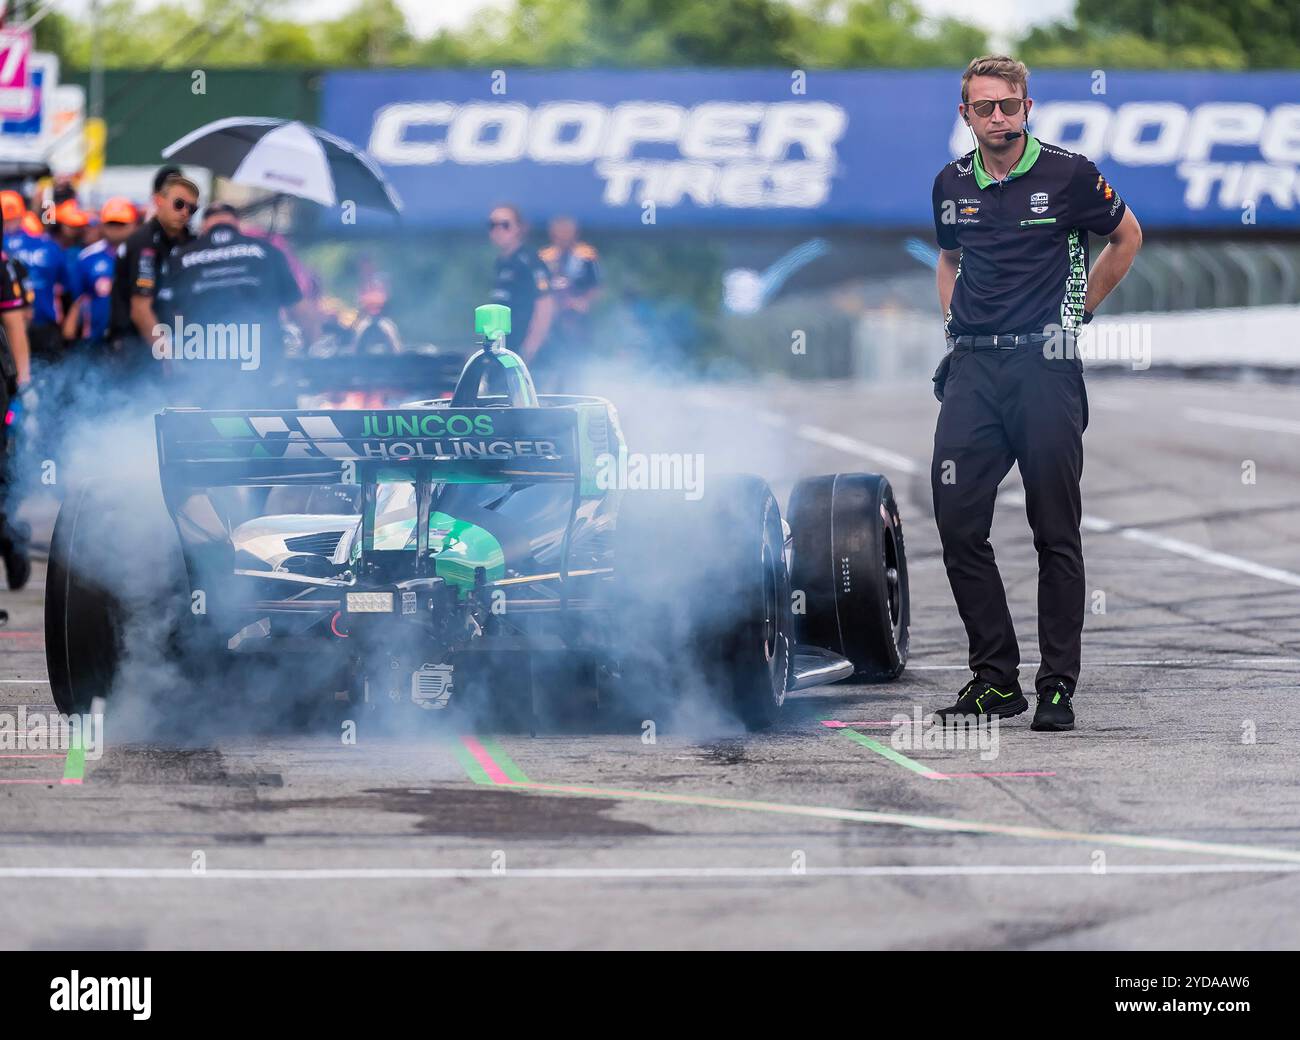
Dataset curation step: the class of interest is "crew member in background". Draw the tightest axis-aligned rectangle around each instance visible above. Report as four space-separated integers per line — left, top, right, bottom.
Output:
146 165 183 219
0 192 31 285
156 201 308 406
63 198 137 351
107 172 197 378
51 199 90 254
52 200 90 339
80 211 104 249
0 246 33 590
538 215 602 390
3 191 68 364
487 205 553 365
350 276 402 355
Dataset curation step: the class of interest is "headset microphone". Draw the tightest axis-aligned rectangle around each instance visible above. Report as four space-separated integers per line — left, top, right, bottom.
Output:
1002 129 1024 141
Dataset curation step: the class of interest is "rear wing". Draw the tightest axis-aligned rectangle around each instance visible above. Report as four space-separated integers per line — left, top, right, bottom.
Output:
155 404 623 491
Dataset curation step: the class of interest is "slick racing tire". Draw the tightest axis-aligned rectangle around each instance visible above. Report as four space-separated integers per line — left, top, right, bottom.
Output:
612 474 793 731
788 472 909 682
46 481 191 715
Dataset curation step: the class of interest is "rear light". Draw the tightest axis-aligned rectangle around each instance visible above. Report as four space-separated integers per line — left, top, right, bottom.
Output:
4 409 13 426
346 591 394 613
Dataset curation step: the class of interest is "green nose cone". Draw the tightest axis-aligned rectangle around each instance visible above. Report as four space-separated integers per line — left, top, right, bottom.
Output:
475 303 511 339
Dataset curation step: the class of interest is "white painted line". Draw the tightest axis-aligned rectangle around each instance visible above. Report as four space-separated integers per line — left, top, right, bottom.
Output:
1184 407 1300 437
1118 527 1300 588
796 424 1300 590
0 679 50 684
517 780 1300 865
0 864 1294 880
794 425 921 476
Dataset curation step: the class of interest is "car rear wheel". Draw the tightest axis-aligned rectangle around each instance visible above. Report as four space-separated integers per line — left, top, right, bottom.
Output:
788 472 909 681
46 481 192 715
611 474 793 730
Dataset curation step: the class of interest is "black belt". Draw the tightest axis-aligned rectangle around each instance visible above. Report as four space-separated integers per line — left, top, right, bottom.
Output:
947 332 1065 350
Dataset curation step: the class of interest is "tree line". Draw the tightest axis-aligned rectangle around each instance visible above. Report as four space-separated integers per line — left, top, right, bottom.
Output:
30 0 1300 73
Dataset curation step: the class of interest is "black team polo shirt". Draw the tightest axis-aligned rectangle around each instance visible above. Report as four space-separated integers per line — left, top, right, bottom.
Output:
932 135 1127 337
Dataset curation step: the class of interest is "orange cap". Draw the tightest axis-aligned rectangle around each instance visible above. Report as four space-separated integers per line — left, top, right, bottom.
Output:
21 211 43 236
99 197 136 224
54 199 90 227
0 190 24 223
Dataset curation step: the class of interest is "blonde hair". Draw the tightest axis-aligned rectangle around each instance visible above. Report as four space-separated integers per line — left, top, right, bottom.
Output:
961 55 1029 103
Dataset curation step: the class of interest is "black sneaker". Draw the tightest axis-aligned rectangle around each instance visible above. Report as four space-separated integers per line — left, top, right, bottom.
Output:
934 677 1027 723
1032 681 1075 731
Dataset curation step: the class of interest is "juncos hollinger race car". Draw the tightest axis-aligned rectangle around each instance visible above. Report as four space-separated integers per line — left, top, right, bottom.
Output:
46 305 909 730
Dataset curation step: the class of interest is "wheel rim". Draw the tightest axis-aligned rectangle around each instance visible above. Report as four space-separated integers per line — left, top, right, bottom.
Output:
761 542 778 664
883 525 902 641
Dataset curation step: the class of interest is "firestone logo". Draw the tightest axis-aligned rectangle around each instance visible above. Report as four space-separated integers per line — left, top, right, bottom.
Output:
369 100 847 209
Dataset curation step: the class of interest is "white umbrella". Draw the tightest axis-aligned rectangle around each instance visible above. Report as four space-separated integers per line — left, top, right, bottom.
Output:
161 117 402 216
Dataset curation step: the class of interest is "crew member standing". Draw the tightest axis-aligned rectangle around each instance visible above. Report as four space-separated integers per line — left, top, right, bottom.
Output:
930 55 1142 732
0 246 32 589
156 202 306 407
107 172 197 379
2 191 67 364
64 198 137 351
538 215 601 390
487 205 553 366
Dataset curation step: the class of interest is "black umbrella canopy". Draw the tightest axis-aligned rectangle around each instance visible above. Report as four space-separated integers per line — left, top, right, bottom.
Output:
161 117 402 216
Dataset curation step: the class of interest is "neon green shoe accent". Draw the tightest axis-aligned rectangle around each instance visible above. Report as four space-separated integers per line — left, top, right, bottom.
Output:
973 686 1015 712
1052 691 1061 705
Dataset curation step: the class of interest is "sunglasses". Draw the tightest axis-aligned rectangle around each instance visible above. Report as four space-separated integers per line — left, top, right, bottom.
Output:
488 219 514 230
965 97 1025 118
171 198 199 214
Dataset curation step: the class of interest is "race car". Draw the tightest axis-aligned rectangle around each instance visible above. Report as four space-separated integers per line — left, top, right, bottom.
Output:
46 305 909 730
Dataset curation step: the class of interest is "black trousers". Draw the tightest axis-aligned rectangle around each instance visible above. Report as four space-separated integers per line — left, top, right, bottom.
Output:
931 346 1089 693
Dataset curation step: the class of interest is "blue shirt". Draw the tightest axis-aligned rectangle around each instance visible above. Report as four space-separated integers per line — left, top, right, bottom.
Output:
69 239 117 342
4 229 66 326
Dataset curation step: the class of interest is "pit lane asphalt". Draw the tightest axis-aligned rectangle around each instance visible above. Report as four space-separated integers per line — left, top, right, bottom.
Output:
2 372 1299 950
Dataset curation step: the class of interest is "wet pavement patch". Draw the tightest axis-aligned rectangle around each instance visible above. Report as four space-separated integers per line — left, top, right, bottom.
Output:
700 740 747 766
96 746 283 788
253 785 666 838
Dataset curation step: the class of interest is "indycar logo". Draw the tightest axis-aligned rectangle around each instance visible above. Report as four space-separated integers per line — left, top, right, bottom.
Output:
1029 190 1049 213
